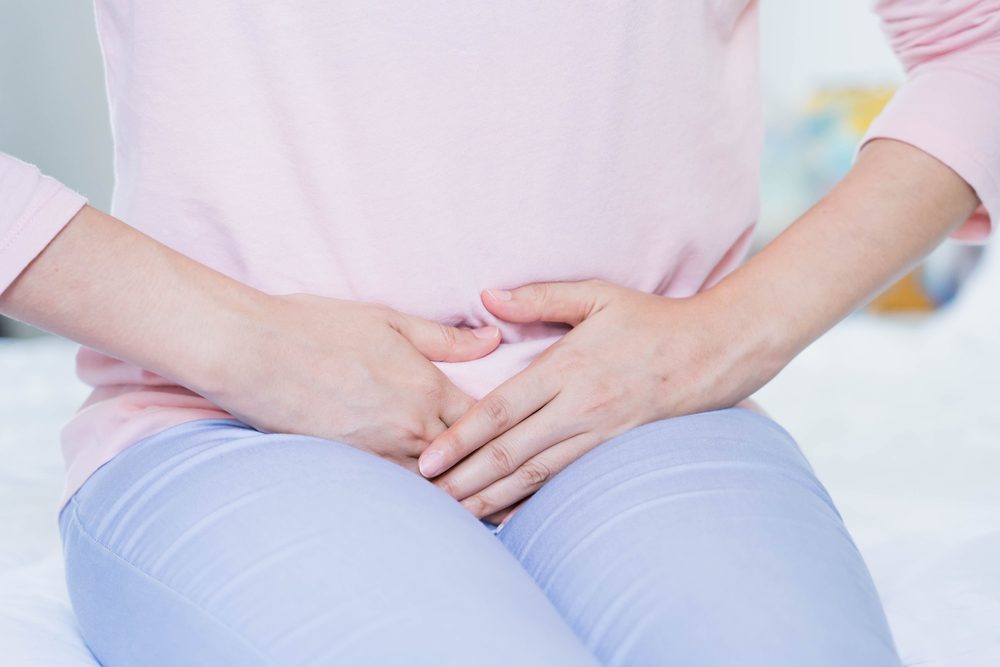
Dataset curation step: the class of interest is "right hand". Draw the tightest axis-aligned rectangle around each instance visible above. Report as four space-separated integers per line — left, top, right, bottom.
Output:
0 203 497 474
202 293 500 474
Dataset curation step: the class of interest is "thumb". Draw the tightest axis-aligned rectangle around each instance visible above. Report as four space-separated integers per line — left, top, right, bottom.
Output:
481 280 606 326
392 314 501 362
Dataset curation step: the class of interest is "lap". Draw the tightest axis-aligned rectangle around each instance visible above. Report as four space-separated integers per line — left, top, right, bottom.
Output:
497 407 902 667
60 409 901 667
60 419 597 667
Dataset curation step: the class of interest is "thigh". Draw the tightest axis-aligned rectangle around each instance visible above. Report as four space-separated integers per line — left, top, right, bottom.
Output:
496 407 902 667
60 419 599 667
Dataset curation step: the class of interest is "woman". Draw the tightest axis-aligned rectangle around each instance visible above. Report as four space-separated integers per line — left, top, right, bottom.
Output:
1 1 996 665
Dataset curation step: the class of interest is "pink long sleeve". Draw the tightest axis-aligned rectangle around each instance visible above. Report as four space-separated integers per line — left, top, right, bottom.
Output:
0 153 88 293
862 0 1000 242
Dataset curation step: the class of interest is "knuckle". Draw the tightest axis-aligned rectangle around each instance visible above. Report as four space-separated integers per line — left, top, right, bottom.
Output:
517 459 552 489
439 324 461 348
480 394 515 430
417 375 446 399
374 303 397 324
485 443 517 476
406 433 431 457
435 433 462 459
527 283 550 306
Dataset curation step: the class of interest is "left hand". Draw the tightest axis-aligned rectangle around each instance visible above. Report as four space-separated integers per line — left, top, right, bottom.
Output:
418 278 781 521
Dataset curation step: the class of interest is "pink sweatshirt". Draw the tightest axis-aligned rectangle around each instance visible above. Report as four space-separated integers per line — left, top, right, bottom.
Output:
1 1 997 509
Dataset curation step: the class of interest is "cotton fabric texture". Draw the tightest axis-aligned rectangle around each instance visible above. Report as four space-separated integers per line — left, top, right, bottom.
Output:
0 1 997 507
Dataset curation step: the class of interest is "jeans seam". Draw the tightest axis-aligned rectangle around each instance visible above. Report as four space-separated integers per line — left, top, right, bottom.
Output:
65 500 281 667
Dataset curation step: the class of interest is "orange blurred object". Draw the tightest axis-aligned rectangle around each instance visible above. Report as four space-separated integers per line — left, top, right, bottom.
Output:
868 270 936 313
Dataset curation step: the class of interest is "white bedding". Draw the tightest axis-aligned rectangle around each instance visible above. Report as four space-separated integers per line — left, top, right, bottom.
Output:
2 248 998 666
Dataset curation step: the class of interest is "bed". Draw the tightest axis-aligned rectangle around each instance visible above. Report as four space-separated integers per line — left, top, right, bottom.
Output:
2 247 998 666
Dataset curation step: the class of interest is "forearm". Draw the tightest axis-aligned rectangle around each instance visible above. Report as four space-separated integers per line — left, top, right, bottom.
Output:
0 204 267 394
713 138 982 368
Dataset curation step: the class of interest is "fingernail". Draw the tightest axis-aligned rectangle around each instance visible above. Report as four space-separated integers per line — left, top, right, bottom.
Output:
486 288 512 301
419 450 445 477
472 325 499 339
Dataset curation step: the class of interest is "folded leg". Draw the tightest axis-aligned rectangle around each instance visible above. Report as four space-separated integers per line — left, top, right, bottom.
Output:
60 419 599 667
498 408 902 667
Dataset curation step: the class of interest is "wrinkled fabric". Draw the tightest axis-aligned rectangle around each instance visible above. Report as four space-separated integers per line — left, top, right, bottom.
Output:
60 408 901 666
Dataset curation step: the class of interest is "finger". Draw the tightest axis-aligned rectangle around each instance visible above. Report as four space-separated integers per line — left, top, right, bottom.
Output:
481 497 527 527
411 388 468 457
431 399 580 499
482 507 510 525
481 280 610 326
425 418 448 442
390 313 500 362
459 432 601 519
409 383 472 460
438 382 476 428
418 364 560 478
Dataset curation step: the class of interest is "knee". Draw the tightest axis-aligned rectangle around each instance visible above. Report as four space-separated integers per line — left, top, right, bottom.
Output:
62 423 600 667
500 407 834 551
498 409 900 667
601 406 817 480
498 408 857 609
516 407 835 528
66 420 473 575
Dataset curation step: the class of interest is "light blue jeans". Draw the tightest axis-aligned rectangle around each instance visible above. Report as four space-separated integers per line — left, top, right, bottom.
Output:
59 408 902 666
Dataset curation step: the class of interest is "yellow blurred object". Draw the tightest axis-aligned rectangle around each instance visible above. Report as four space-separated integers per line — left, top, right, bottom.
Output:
806 86 942 314
765 84 982 314
805 86 896 134
867 270 936 313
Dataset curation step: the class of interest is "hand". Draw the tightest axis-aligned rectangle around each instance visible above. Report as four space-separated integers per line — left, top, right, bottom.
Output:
0 205 501 474
418 279 781 519
206 293 501 474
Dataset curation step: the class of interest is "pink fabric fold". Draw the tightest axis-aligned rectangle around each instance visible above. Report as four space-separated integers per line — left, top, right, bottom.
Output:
861 0 1000 242
0 154 87 292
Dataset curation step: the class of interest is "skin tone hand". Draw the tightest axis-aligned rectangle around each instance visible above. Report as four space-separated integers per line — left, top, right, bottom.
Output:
225 293 501 473
420 138 982 522
0 140 981 508
418 280 768 521
0 205 501 473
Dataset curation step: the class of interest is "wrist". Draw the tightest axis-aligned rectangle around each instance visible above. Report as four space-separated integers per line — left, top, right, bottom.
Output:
122 242 284 407
705 137 983 383
0 200 280 400
179 283 275 401
700 268 802 383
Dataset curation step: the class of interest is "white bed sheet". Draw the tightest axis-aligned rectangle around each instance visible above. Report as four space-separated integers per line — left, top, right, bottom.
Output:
2 247 999 666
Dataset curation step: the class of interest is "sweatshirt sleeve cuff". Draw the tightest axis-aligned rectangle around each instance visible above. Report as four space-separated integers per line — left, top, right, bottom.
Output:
857 66 1000 244
0 162 88 294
